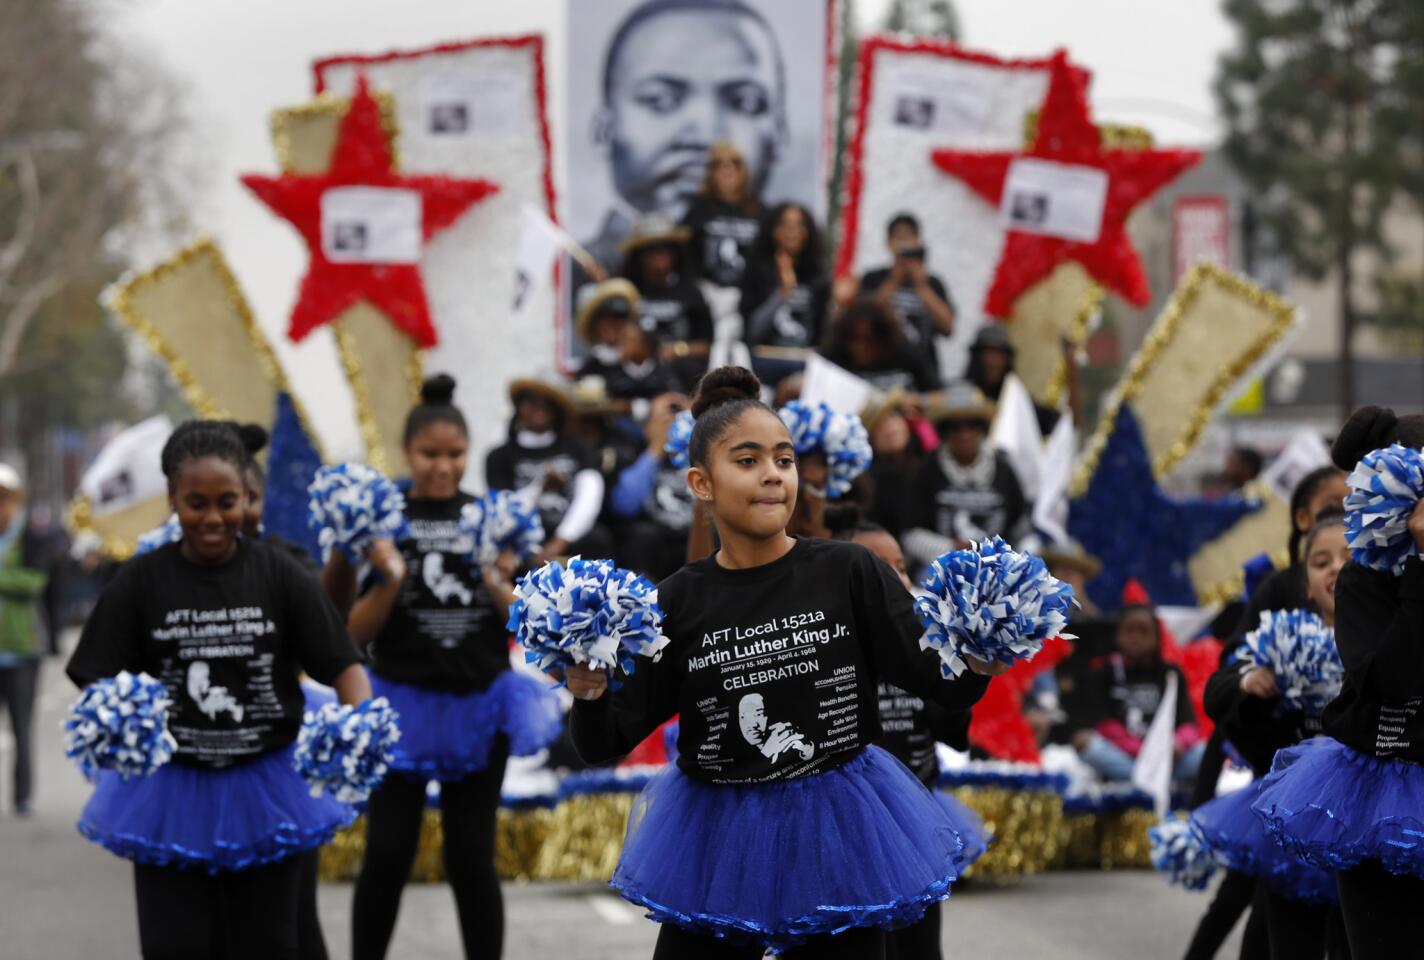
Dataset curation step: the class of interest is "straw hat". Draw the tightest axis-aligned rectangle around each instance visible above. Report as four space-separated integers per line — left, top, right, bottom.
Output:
860 388 912 434
1041 540 1103 580
569 376 624 417
575 279 640 346
925 381 995 425
508 377 575 423
618 214 690 254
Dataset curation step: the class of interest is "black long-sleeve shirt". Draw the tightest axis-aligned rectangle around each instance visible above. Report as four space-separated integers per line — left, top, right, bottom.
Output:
571 538 988 784
1323 557 1424 762
1202 655 1322 777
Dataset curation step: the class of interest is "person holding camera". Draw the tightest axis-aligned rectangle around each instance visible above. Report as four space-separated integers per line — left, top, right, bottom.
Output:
859 213 956 360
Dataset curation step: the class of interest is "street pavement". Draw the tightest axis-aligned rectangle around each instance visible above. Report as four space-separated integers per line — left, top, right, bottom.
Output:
1 639 1242 959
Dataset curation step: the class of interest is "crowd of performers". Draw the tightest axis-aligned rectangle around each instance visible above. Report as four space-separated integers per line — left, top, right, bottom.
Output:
48 341 1424 958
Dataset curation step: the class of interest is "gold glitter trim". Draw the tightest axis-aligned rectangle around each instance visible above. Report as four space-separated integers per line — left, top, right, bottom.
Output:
1071 263 1298 496
1024 111 1155 150
1043 280 1103 408
330 318 390 475
103 236 325 461
270 91 400 174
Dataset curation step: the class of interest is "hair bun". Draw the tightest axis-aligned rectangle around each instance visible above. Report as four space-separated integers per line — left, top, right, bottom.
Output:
822 502 863 537
235 423 268 456
691 366 761 418
1332 404 1398 470
420 373 457 406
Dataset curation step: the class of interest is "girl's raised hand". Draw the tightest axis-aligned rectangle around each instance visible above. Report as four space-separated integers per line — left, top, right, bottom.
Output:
1409 498 1424 551
1240 666 1279 700
566 663 609 701
965 654 1011 677
366 539 406 584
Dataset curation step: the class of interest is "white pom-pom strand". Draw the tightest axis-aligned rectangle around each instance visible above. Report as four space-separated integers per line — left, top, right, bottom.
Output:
307 463 409 563
664 409 695 470
1344 444 1424 575
1236 609 1343 716
460 490 545 568
134 517 182 557
293 697 401 806
63 671 177 780
1149 816 1219 891
913 537 1076 678
508 557 670 678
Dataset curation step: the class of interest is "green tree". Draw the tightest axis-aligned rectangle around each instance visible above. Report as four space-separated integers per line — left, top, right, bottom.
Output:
1215 0 1421 418
882 0 961 40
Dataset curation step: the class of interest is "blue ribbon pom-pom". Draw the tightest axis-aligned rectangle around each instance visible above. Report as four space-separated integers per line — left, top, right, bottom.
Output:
1344 444 1424 575
133 517 182 557
664 409 695 470
1233 609 1343 716
778 400 873 499
508 556 670 677
293 697 401 805
1149 816 1219 891
63 671 177 780
913 536 1076 678
307 463 409 563
460 491 545 567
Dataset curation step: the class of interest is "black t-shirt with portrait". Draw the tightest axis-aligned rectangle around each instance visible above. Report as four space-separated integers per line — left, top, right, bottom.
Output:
740 261 830 350
635 277 714 345
641 462 695 533
571 538 988 785
365 494 508 693
486 434 595 536
860 268 954 352
683 196 762 288
1084 655 1196 739
66 540 360 769
907 450 1027 545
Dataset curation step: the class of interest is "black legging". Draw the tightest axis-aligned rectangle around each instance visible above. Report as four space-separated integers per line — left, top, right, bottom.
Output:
652 923 886 959
297 849 328 960
886 900 940 959
1336 860 1424 959
1183 869 1261 960
133 855 304 959
351 740 509 960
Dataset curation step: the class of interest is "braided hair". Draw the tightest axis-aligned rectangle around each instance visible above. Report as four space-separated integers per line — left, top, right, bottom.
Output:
160 420 251 489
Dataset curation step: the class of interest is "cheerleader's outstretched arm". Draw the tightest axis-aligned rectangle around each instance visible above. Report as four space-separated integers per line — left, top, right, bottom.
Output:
568 654 680 765
1335 557 1424 707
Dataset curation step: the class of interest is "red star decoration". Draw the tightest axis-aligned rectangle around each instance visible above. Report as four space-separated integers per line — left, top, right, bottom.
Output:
931 52 1200 318
241 76 498 347
969 636 1072 764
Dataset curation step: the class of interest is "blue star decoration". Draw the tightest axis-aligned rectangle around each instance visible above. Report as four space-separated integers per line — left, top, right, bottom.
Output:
1069 406 1261 610
262 392 325 562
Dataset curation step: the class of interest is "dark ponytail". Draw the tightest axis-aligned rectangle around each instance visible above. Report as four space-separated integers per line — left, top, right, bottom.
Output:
404 374 468 444
1286 465 1345 565
687 366 774 467
823 502 884 541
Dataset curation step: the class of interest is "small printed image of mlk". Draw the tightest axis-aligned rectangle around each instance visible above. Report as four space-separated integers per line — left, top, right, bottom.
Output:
584 0 788 272
738 692 814 764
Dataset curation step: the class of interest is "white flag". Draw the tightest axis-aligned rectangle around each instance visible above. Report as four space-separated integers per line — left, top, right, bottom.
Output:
801 354 882 416
1132 670 1180 817
80 416 173 516
1261 430 1333 505
989 373 1044 501
511 204 568 327
1032 411 1076 545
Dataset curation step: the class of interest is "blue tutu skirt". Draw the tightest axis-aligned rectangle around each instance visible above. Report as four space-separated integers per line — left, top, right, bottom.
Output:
1252 736 1424 879
1192 780 1336 903
370 670 562 781
937 790 992 872
610 745 962 951
77 742 354 874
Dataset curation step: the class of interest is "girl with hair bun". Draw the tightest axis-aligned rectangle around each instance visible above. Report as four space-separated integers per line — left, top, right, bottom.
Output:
348 374 560 960
66 419 372 958
567 366 1000 959
1251 405 1424 958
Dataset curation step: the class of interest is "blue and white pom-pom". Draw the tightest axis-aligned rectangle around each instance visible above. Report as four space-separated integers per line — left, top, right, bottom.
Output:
664 409 695 470
307 462 409 563
63 671 177 780
1344 444 1424 575
133 516 182 556
460 491 545 567
778 400 873 499
1149 817 1218 891
914 536 1076 678
508 557 670 677
293 697 401 805
1234 609 1343 716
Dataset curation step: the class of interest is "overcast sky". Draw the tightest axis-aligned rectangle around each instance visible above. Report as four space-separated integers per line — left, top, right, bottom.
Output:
103 0 1235 455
